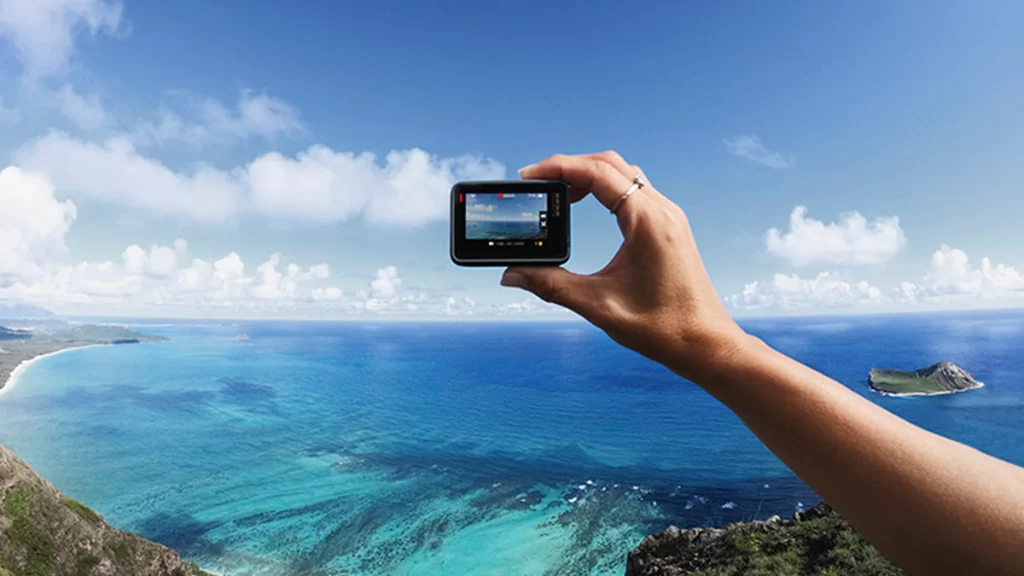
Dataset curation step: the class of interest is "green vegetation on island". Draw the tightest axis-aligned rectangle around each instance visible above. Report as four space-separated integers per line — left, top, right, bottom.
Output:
868 362 982 396
0 445 214 576
626 503 902 576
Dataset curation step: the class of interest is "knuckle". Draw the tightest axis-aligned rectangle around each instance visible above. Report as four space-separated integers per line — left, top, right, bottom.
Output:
598 150 625 165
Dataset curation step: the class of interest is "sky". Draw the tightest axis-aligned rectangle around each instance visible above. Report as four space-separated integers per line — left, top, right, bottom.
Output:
0 0 1022 319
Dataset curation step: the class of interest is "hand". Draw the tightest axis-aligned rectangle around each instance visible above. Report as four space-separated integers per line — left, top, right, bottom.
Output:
503 152 748 381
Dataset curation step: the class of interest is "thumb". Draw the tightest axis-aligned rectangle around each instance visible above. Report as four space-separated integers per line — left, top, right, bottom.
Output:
501 267 593 314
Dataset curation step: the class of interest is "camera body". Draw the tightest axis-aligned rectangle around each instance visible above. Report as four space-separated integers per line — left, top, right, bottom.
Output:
450 180 570 267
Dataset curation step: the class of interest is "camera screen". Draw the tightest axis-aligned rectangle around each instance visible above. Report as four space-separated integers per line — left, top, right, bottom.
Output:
466 193 548 241
451 180 569 266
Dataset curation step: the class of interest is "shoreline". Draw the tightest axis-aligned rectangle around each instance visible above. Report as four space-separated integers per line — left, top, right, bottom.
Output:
0 344 109 398
871 381 985 397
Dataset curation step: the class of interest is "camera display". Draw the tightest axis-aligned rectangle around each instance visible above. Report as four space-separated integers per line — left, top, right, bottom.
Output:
451 180 570 266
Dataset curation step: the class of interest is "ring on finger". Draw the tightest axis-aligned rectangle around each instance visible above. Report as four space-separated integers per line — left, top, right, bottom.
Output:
610 173 646 215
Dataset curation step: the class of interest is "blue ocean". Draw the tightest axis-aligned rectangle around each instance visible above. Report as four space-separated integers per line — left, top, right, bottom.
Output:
2 311 1023 575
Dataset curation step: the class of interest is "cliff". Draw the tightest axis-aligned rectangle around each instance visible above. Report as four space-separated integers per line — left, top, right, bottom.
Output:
0 445 212 576
869 362 982 396
625 503 902 576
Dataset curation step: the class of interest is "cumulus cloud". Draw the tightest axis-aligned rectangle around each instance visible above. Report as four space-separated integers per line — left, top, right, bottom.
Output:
369 266 401 298
55 84 107 130
248 147 504 224
765 206 907 267
0 166 77 286
17 133 246 221
726 272 884 311
17 133 505 224
133 90 307 146
0 0 124 78
897 245 1024 305
724 135 791 169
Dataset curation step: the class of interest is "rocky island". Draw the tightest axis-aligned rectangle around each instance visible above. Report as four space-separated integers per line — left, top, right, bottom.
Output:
0 445 212 576
0 324 168 394
868 362 983 396
626 503 902 576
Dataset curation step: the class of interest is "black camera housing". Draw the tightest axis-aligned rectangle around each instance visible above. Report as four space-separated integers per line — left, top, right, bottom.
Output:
450 180 570 267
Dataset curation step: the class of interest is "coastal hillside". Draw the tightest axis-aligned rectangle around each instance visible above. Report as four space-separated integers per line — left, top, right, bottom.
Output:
869 362 982 396
626 503 902 576
0 445 212 576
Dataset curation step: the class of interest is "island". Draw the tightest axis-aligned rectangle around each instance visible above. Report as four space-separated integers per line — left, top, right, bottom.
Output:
868 362 983 396
0 324 169 394
626 503 902 575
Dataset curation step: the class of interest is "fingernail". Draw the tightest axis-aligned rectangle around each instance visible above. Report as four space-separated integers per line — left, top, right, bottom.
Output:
517 163 537 176
501 270 527 288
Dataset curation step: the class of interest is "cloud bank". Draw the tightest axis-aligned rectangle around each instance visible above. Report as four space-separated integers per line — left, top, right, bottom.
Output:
765 206 907 267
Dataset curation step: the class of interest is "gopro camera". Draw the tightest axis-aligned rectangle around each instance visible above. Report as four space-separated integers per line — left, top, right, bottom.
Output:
450 180 570 267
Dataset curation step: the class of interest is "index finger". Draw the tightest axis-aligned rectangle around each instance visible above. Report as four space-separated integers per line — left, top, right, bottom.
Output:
518 154 646 218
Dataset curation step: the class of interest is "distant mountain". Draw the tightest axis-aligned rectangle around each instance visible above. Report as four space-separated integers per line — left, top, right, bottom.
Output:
0 301 56 320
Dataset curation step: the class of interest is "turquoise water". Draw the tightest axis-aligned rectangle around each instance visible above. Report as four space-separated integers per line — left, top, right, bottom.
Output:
1 313 1023 574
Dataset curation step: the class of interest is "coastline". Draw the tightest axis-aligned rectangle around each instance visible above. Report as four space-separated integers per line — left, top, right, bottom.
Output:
0 344 108 399
871 381 985 397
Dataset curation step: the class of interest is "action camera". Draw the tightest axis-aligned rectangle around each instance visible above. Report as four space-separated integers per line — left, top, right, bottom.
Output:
450 180 570 267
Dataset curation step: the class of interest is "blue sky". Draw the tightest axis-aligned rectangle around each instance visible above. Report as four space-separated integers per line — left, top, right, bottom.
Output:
0 0 1022 318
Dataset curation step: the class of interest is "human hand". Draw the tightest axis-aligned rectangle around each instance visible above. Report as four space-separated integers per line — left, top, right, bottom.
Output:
503 152 748 381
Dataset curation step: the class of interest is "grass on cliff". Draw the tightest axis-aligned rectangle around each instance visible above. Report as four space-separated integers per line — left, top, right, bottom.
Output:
61 497 102 525
637 506 903 576
3 483 54 576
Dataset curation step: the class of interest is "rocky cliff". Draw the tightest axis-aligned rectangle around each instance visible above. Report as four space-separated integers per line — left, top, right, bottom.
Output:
0 445 212 576
625 503 902 576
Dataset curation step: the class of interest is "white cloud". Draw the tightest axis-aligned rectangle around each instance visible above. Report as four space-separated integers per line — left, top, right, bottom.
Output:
311 287 343 301
765 206 907 267
248 147 505 224
17 133 505 224
897 245 1024 305
369 266 401 298
17 132 246 222
133 90 306 146
122 239 187 278
0 166 77 287
0 0 124 78
724 135 791 169
727 272 885 311
55 84 106 130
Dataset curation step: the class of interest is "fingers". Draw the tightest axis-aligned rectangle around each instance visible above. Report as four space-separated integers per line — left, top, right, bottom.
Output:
501 267 598 318
519 154 644 218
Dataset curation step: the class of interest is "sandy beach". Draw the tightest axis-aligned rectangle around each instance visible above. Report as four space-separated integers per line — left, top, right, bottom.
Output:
0 344 107 399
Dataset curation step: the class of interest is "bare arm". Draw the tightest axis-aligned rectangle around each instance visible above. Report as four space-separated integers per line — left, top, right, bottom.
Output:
505 152 1024 575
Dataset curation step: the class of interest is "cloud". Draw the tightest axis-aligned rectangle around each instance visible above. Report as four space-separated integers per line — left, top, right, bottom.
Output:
17 133 505 224
724 135 791 169
248 147 505 224
765 206 907 267
16 133 246 222
0 166 77 287
897 245 1024 305
726 272 885 311
56 84 107 130
369 266 401 298
0 0 124 78
132 90 307 146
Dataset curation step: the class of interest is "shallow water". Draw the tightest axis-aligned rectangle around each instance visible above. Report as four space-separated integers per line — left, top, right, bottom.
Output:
1 311 1022 575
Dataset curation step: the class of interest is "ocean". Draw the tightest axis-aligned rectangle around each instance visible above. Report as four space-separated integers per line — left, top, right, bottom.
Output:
1 311 1023 575
467 221 544 240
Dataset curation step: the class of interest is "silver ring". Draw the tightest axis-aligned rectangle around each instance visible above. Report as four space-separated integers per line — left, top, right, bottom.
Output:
610 173 646 214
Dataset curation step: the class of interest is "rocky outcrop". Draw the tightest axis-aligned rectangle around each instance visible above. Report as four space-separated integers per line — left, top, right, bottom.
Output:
869 362 982 396
0 445 212 576
625 503 903 576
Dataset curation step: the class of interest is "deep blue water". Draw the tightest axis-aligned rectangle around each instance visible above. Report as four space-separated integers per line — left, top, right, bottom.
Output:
1 311 1023 575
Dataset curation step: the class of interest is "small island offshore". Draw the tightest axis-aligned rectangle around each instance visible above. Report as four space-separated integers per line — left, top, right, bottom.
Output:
868 362 983 397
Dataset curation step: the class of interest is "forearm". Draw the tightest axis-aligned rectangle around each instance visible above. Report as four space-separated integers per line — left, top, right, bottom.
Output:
684 334 1024 575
